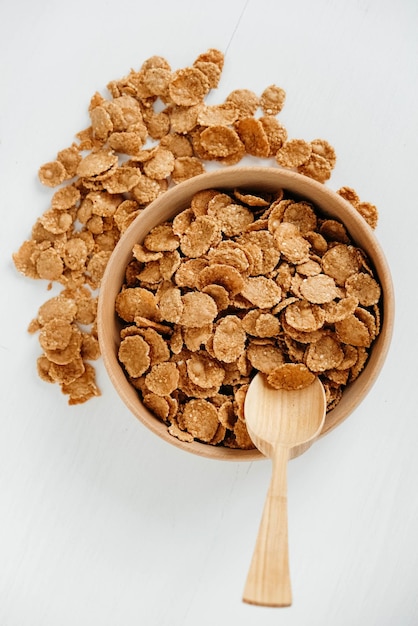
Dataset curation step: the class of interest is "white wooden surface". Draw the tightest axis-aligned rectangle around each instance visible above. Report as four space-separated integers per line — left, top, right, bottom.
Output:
1 1 417 624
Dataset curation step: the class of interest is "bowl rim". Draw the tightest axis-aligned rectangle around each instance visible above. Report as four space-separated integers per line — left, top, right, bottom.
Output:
97 166 395 461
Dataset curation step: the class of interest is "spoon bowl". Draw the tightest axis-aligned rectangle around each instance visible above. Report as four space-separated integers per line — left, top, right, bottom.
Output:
242 374 327 607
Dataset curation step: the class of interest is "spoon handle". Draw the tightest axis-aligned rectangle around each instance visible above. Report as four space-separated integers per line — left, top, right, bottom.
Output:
242 447 292 607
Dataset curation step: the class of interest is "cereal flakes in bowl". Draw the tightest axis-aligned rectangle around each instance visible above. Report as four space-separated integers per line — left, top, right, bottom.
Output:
97 167 394 461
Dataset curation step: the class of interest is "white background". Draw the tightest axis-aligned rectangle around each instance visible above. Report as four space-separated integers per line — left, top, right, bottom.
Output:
1 0 417 624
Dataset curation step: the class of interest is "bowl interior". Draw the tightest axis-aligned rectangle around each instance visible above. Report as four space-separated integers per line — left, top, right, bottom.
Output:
97 167 394 461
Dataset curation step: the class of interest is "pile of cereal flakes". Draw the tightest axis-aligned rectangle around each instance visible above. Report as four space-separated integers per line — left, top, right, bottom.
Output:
12 47 379 417
116 188 382 449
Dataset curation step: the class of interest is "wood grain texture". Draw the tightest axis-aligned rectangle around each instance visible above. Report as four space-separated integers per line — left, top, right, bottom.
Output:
242 375 326 606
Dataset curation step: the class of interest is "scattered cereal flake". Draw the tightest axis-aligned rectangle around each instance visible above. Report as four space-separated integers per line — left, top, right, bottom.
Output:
273 222 311 264
183 323 213 352
81 333 101 361
57 145 82 178
143 147 175 180
143 392 170 420
199 125 244 159
246 341 284 373
38 161 67 187
356 201 379 229
197 264 245 295
186 351 225 389
260 84 286 115
168 421 195 443
13 240 40 279
297 153 332 183
36 248 64 281
108 130 146 155
37 294 78 325
285 299 325 332
337 186 360 207
233 419 255 450
90 105 113 141
131 176 165 204
267 363 315 390
192 60 222 89
39 319 73 351
61 363 100 405
118 335 150 377
76 150 118 179
180 216 220 257
48 357 86 385
207 198 254 236
335 314 372 347
116 287 159 322
235 117 270 158
144 224 179 252
310 138 336 168
259 116 288 155
193 48 224 70
319 219 350 243
322 244 363 285
171 156 205 183
276 139 312 168
241 276 282 308
36 355 54 383
168 67 210 106
283 201 317 234
174 257 209 288
180 292 218 327
300 274 339 304
63 238 88 271
102 166 141 193
44 327 83 365
345 272 381 306
181 399 219 442
40 209 73 235
323 295 359 323
87 250 112 287
51 185 81 211
145 362 179 396
198 102 238 127
159 286 183 323
305 335 345 372
142 108 171 140
212 316 246 363
160 133 193 157
169 103 202 134
226 89 259 119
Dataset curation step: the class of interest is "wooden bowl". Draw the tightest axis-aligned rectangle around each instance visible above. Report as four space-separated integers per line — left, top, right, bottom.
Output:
97 167 394 461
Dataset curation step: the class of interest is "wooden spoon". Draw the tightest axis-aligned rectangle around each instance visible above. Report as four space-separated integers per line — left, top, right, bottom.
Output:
242 373 326 607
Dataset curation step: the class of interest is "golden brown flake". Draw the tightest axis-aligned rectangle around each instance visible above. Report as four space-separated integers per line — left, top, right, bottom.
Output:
226 89 259 119
235 117 270 158
212 316 246 363
199 125 244 159
181 399 219 442
168 67 210 106
267 363 315 390
260 84 286 115
145 362 179 396
276 139 312 168
118 335 150 377
171 157 205 184
38 161 67 187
